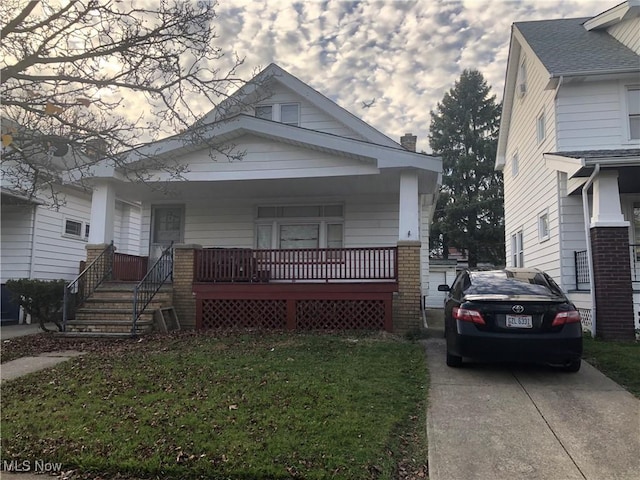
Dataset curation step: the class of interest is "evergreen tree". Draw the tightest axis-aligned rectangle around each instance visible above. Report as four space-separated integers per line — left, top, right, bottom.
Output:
429 70 504 267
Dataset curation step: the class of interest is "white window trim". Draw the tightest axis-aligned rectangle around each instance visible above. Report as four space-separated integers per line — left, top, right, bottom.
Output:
62 217 89 242
622 84 640 143
511 151 519 177
538 209 550 242
536 109 546 144
511 229 524 267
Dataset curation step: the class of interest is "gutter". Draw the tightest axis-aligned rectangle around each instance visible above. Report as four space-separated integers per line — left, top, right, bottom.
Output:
581 164 600 337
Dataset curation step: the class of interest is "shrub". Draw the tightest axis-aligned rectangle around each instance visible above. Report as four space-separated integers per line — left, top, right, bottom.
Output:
5 279 66 332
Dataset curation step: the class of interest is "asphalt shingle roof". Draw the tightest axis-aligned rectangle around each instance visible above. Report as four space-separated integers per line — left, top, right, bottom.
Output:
550 149 640 159
515 17 640 77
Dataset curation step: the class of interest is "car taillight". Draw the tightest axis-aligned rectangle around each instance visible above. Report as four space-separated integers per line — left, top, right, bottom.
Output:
552 310 581 327
453 307 486 325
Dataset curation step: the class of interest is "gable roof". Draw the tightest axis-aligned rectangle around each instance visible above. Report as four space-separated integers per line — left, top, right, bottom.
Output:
202 63 401 149
496 1 640 169
77 114 442 183
515 17 639 78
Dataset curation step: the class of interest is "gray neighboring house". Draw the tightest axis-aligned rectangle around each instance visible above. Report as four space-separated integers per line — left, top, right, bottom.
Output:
496 0 640 340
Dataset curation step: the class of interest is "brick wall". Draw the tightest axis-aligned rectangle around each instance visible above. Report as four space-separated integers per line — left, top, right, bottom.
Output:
590 227 635 340
172 244 200 329
393 241 422 334
85 243 112 266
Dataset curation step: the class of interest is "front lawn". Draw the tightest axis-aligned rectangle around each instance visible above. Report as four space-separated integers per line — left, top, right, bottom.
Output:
583 336 640 398
1 333 428 479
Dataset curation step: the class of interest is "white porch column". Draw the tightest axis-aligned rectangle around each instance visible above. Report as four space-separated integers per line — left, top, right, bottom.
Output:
88 181 116 244
590 170 629 228
398 170 420 241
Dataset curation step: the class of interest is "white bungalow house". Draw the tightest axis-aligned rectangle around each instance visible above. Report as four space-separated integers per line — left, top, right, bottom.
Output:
62 64 442 335
496 0 640 340
0 129 142 325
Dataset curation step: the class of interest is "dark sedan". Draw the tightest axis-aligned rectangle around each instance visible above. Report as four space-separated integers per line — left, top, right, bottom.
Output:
438 268 583 372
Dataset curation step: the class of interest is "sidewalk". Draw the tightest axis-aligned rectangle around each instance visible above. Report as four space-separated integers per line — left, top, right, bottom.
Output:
1 351 85 383
424 334 640 480
0 323 44 340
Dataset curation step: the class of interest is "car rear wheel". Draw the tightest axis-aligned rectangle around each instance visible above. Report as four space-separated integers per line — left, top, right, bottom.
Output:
563 359 581 373
446 350 463 368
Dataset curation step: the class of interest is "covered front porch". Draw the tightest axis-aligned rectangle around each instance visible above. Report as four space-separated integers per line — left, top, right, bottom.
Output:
547 150 640 339
79 163 439 334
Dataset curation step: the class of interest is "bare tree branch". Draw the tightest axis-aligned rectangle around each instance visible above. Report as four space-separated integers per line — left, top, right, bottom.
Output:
1 0 260 206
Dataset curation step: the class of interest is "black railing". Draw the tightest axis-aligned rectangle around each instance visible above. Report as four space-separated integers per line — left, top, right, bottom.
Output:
574 250 590 290
575 245 640 290
63 242 114 331
132 242 174 334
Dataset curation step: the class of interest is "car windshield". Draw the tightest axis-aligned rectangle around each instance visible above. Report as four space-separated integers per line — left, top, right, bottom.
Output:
467 271 565 297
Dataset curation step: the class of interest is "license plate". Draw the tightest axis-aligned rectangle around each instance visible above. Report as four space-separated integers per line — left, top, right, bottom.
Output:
506 315 532 328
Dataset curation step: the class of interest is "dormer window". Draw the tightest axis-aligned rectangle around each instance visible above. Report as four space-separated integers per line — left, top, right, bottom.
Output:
254 103 300 126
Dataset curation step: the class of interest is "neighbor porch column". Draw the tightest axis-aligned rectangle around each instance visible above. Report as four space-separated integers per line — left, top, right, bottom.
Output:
88 181 116 245
173 244 201 330
589 170 634 340
394 241 422 334
394 169 422 334
398 170 420 241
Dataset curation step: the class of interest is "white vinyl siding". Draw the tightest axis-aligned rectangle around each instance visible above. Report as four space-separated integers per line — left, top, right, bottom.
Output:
145 134 380 183
139 194 399 255
502 46 561 279
556 78 640 150
607 17 640 54
0 205 34 282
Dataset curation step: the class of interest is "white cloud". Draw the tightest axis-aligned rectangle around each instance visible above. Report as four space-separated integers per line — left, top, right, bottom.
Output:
191 0 610 152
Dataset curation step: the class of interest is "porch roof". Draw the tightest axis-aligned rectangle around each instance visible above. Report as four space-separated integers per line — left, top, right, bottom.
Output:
544 149 640 178
78 114 442 182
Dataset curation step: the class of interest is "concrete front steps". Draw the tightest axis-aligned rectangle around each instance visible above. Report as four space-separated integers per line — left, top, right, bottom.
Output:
63 282 173 336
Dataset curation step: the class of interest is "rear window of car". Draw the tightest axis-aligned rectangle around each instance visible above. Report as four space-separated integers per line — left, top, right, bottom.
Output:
467 271 565 297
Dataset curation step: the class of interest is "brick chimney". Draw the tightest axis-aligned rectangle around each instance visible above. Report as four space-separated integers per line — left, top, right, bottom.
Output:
400 133 417 152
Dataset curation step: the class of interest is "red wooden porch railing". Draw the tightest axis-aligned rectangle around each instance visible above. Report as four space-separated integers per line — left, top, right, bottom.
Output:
113 253 149 281
195 247 397 283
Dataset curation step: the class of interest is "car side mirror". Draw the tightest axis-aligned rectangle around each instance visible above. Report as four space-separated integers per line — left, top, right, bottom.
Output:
437 284 450 292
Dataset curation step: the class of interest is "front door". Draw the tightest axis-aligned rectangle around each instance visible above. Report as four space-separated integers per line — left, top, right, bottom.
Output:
150 206 184 264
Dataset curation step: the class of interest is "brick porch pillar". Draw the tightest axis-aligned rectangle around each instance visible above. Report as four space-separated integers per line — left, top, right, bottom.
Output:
172 244 201 330
590 227 635 340
84 243 113 291
393 241 422 334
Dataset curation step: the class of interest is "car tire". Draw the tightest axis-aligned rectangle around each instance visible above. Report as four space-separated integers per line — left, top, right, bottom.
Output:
446 350 463 368
563 359 581 373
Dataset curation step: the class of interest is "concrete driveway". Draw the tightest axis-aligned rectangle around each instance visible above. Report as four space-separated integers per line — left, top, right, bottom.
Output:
425 336 640 480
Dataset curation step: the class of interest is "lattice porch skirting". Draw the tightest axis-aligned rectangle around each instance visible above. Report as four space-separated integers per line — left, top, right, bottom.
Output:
194 283 396 331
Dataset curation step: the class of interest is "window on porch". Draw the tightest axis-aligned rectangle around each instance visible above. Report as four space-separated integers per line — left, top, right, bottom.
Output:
255 204 344 250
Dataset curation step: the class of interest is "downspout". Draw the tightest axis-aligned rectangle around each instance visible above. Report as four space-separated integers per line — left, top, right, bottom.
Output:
582 164 600 337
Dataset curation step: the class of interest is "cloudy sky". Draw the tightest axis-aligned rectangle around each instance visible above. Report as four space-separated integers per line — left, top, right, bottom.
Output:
206 0 611 152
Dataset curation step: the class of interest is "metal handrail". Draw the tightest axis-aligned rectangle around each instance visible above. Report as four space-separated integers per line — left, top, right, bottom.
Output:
63 241 114 331
132 242 174 335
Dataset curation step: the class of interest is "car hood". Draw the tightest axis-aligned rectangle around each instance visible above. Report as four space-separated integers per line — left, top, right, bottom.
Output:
463 294 565 303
